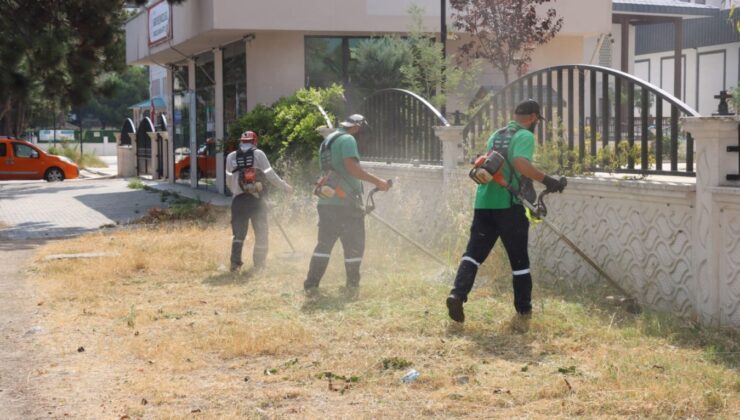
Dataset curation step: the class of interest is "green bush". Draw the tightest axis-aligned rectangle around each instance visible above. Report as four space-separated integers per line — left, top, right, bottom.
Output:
228 84 346 163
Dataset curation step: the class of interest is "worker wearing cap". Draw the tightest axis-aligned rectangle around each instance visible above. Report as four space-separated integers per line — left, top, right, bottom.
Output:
446 100 566 323
226 131 293 273
304 114 390 296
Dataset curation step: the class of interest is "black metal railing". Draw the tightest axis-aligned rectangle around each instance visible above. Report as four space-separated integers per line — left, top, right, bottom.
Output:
358 88 449 165
728 123 740 181
463 64 700 176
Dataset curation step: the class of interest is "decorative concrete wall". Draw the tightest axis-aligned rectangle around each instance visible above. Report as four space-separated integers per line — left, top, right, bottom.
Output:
528 178 696 318
357 117 740 328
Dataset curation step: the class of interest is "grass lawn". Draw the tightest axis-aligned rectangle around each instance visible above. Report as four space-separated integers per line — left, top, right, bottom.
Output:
28 211 740 418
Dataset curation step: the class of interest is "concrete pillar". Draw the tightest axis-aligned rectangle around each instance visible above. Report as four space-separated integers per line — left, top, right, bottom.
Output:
434 125 465 185
214 47 225 195
682 116 740 326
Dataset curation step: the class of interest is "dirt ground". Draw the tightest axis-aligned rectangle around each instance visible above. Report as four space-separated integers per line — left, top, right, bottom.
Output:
0 240 50 418
3 218 737 419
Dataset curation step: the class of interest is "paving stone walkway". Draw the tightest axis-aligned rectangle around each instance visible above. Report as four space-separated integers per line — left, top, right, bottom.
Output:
0 179 168 240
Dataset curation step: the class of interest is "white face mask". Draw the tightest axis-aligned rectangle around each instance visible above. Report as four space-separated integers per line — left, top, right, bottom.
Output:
239 143 251 151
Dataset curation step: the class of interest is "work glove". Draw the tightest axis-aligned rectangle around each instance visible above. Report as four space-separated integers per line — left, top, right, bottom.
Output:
542 175 567 193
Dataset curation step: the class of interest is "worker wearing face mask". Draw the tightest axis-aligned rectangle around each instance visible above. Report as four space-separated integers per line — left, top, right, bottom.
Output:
446 99 566 323
225 131 293 273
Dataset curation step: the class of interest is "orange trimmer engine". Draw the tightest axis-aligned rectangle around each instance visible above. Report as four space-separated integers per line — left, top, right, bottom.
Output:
469 149 507 186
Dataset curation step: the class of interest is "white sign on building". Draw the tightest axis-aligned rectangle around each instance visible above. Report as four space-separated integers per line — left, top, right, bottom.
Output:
148 1 171 46
38 130 76 142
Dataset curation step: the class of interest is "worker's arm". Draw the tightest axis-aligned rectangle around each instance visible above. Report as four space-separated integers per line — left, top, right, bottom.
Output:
256 150 293 193
513 157 566 193
225 153 237 176
512 157 546 182
343 157 389 191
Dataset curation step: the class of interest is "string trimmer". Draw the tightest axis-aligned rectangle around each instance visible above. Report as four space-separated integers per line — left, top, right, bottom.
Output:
470 150 640 313
265 201 302 260
364 180 449 268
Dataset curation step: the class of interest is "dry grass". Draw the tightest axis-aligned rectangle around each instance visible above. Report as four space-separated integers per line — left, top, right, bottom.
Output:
28 216 740 419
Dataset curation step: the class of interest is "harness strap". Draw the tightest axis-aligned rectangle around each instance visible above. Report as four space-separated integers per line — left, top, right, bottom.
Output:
320 131 362 200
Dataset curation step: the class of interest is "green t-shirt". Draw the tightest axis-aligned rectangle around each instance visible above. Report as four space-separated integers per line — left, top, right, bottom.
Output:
318 129 364 206
474 121 535 209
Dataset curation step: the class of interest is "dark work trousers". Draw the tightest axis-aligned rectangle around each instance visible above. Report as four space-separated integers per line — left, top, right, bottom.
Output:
230 193 268 269
451 205 533 314
304 204 366 289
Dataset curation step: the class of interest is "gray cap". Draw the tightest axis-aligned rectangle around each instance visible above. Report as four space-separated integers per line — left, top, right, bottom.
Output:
339 114 368 128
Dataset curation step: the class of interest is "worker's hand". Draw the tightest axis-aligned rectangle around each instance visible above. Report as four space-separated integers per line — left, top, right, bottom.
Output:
284 184 294 194
374 179 390 192
542 175 567 193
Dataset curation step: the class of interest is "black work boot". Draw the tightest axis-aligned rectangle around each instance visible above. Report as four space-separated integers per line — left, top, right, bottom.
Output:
230 239 245 273
446 294 465 323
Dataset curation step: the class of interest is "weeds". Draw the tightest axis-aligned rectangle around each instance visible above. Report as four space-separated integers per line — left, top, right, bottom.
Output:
26 204 740 418
47 142 107 168
127 177 145 189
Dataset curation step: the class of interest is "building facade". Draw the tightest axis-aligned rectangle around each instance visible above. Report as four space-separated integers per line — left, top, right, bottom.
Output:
125 0 613 193
634 8 740 115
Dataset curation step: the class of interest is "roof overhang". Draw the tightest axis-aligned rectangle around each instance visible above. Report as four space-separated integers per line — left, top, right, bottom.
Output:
613 0 721 21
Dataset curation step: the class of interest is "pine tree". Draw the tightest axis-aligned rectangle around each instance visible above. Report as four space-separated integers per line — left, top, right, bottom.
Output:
0 0 185 136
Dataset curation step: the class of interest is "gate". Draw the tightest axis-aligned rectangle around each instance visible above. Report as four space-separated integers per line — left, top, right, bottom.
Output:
136 117 154 176
357 88 449 165
464 64 700 176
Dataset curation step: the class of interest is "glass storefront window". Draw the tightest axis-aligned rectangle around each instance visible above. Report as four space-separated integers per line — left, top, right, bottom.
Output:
195 51 217 192
306 36 394 108
223 41 247 139
172 63 191 184
222 41 247 197
305 37 345 88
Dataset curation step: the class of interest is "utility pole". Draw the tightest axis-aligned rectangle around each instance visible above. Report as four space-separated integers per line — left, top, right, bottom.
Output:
441 0 447 116
52 105 57 145
441 0 447 60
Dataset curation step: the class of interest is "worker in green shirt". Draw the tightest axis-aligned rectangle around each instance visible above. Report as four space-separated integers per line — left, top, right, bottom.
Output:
446 100 566 323
304 114 390 296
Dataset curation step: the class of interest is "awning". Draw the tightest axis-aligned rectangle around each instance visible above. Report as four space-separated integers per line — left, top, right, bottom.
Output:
128 96 167 110
613 0 721 19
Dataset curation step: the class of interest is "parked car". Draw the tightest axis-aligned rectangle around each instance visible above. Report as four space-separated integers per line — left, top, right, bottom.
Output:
0 136 79 182
174 138 217 180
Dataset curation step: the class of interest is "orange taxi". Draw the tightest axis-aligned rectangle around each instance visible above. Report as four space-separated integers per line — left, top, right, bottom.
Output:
0 136 79 182
174 138 230 180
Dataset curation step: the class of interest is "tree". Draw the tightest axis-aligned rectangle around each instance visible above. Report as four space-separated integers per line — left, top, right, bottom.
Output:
74 66 150 129
0 0 182 136
450 0 563 84
397 5 467 109
350 38 412 96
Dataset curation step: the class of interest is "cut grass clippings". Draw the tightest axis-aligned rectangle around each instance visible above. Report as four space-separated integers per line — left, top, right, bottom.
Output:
28 218 740 418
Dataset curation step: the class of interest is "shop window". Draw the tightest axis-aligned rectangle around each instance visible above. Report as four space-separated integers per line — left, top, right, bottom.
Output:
305 37 345 88
195 51 217 191
305 36 411 107
223 41 247 139
172 63 191 184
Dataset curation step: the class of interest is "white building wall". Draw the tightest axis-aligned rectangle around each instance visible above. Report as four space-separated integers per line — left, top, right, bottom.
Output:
149 65 167 99
635 42 740 115
245 32 305 110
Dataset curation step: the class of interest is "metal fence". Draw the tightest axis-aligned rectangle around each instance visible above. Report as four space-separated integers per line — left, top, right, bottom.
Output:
464 64 701 176
357 88 449 165
729 123 740 181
